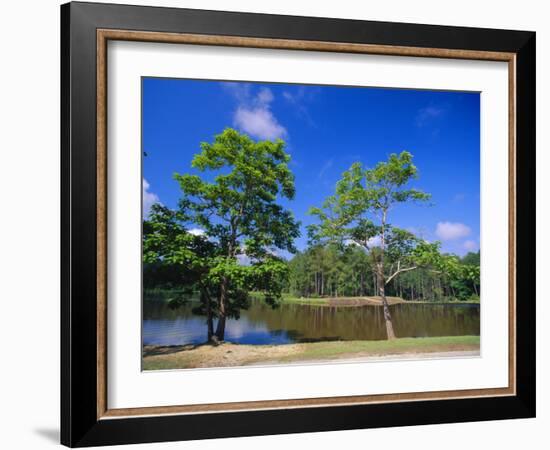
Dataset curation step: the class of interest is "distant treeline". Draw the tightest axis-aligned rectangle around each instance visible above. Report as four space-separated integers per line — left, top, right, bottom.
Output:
144 246 480 303
287 245 480 302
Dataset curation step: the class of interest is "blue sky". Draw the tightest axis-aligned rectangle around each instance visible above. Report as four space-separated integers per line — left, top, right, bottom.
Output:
142 78 480 257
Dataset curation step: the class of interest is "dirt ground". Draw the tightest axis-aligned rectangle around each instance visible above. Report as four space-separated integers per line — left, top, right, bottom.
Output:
142 336 480 370
326 296 405 306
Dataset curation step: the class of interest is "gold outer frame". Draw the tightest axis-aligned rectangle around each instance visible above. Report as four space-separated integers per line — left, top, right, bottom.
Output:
96 29 516 420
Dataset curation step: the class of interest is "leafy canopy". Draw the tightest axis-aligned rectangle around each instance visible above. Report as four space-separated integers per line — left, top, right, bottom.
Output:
308 151 440 280
175 128 299 260
309 151 429 243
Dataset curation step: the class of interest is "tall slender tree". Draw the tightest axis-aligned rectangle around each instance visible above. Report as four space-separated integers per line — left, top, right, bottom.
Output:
309 151 432 339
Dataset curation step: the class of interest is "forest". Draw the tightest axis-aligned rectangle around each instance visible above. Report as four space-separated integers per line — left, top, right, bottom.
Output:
144 245 480 302
286 244 480 302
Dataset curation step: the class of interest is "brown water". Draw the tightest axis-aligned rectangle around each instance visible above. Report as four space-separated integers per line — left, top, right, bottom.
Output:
143 299 480 346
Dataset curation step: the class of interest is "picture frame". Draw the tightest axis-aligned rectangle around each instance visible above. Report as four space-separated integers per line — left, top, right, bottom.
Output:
61 1 535 447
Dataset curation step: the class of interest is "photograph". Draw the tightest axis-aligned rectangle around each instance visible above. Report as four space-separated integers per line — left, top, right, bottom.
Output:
141 78 481 370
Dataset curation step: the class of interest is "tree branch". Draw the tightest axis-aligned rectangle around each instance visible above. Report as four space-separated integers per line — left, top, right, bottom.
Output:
385 265 418 284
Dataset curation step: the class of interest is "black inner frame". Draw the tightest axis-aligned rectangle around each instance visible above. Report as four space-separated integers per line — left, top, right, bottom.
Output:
61 2 536 447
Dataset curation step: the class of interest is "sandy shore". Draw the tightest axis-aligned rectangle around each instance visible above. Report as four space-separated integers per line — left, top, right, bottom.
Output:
143 336 480 370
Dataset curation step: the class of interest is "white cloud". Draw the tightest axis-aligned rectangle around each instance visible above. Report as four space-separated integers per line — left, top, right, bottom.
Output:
256 87 274 104
282 87 317 127
188 228 205 236
142 178 160 217
234 106 287 140
367 236 382 247
318 158 334 178
435 222 471 241
416 105 444 127
463 240 478 252
344 236 381 249
282 91 294 102
236 253 252 266
453 193 465 202
225 86 287 140
221 82 251 103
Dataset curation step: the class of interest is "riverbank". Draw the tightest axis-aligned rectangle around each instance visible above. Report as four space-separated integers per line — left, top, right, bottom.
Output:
274 294 479 307
250 293 406 307
142 335 480 370
146 291 480 306
308 296 405 307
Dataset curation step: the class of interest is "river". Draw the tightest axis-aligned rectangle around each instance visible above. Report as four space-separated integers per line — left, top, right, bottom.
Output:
143 298 480 346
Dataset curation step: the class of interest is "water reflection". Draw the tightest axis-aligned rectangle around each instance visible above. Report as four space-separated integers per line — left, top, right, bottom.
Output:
143 300 480 346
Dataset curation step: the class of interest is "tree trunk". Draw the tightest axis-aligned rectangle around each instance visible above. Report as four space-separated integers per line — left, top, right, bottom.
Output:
377 267 396 340
378 209 396 340
207 314 214 342
205 292 214 342
315 272 319 296
215 315 226 343
200 285 215 343
214 277 228 342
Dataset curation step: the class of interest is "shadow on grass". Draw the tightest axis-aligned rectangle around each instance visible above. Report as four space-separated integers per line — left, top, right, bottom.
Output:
296 336 342 343
143 343 202 357
143 335 346 356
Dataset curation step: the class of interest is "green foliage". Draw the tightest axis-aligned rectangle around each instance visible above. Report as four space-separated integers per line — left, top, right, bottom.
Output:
461 251 480 266
309 152 430 248
306 151 479 304
285 242 480 302
288 244 373 298
174 128 299 259
143 203 217 284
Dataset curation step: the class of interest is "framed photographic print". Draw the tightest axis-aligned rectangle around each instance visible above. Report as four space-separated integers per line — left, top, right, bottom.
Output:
61 2 536 447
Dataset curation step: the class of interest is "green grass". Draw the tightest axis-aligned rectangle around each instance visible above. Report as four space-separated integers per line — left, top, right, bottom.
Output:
408 297 480 305
249 292 330 305
279 296 481 306
277 294 330 305
282 335 480 362
251 292 479 306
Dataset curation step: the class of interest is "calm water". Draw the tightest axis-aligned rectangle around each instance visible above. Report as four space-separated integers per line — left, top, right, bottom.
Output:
143 300 480 346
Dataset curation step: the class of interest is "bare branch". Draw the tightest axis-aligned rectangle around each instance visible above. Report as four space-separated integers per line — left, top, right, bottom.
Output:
385 265 418 284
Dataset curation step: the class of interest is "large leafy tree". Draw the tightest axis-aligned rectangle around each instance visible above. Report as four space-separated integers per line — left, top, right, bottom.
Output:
143 204 220 339
144 128 300 343
309 151 436 339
